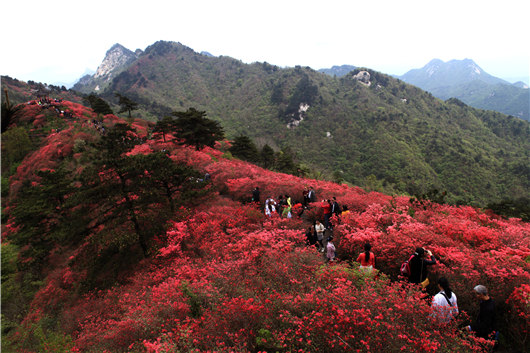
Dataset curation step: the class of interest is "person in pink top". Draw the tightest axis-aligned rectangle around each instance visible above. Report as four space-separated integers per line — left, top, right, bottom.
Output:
326 236 336 262
356 243 376 273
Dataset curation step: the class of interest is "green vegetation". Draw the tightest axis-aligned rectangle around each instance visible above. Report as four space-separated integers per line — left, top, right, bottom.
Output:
4 44 530 206
169 107 225 150
229 135 260 162
82 93 114 115
114 92 139 118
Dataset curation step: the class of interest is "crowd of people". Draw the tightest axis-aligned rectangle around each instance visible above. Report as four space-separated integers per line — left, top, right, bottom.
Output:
253 184 499 345
91 119 107 135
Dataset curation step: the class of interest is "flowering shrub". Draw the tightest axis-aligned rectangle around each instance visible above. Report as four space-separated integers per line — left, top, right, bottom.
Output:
4 98 530 352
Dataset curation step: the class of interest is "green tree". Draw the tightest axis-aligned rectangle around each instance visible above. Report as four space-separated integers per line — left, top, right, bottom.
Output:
114 93 139 118
260 144 276 169
9 168 74 271
1 126 33 167
1 102 23 134
332 170 344 184
83 93 114 115
66 125 210 288
275 147 298 175
170 108 225 150
229 135 260 163
152 116 176 142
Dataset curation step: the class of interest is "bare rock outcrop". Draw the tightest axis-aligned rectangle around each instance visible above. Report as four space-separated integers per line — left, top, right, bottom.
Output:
94 44 138 80
352 71 371 86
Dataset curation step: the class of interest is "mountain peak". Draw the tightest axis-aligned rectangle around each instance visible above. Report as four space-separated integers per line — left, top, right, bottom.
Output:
94 44 137 79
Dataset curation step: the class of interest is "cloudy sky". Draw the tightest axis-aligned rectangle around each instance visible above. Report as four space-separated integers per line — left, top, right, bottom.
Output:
2 0 528 86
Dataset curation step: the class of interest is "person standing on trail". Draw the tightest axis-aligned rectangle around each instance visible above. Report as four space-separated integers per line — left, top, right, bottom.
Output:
302 187 309 207
357 243 376 273
466 285 498 341
315 220 325 252
305 225 317 249
431 277 459 324
326 236 336 262
252 186 260 205
409 247 436 287
322 199 332 230
308 186 316 204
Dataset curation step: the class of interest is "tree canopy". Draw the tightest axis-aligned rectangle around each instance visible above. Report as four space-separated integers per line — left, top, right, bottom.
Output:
229 135 260 163
82 93 114 115
170 107 225 150
115 93 139 118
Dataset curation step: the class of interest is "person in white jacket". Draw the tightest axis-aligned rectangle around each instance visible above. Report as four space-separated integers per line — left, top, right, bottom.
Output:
431 277 459 323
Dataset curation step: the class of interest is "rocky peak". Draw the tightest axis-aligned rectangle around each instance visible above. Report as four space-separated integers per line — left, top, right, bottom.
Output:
352 71 371 86
94 43 137 79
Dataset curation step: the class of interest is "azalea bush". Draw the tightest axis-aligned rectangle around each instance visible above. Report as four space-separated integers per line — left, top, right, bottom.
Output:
3 98 530 352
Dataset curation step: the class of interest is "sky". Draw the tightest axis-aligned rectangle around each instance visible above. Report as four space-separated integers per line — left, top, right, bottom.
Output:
2 0 529 86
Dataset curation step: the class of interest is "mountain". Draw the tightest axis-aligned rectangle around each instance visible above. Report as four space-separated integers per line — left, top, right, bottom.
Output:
398 59 529 121
34 41 530 205
512 81 529 89
318 65 357 77
400 58 508 88
72 43 141 92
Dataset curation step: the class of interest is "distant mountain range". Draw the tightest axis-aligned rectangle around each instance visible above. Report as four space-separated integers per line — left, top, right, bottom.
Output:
317 65 357 77
319 59 529 121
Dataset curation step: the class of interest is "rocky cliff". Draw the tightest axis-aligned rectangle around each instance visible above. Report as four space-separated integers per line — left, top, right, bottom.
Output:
73 43 141 92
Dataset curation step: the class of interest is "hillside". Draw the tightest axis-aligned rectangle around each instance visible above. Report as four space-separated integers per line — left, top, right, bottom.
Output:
1 101 530 352
58 41 530 206
398 59 529 121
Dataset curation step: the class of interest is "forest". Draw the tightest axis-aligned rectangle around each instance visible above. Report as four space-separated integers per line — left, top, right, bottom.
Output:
1 84 529 352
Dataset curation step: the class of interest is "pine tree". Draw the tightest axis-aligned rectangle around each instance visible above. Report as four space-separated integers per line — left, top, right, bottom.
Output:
83 93 114 115
152 116 176 142
229 135 260 163
115 93 139 118
170 108 225 150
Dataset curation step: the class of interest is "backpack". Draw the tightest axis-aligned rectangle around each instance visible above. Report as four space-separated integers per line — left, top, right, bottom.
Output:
400 254 416 277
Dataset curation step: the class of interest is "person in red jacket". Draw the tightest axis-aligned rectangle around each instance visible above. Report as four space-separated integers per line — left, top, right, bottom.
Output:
357 243 376 273
322 199 332 229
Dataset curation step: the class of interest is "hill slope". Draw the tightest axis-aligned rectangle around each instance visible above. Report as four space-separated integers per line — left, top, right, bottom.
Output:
1 102 530 352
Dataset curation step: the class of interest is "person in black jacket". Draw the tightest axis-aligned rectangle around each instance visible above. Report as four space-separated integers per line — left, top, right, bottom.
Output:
308 186 316 203
467 285 498 340
252 186 260 205
409 247 436 284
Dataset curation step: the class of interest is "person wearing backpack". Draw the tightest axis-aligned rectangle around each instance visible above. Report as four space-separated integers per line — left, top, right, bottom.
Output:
408 247 436 286
431 277 459 323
